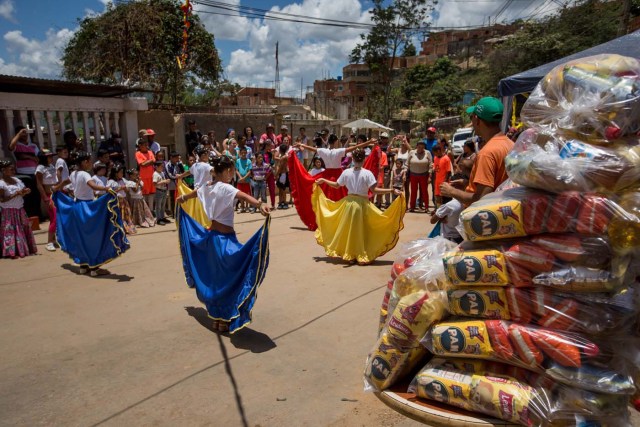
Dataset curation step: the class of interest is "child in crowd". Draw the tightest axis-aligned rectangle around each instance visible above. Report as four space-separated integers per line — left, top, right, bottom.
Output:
250 152 270 213
55 146 71 191
92 162 108 197
127 169 155 228
235 147 252 213
390 158 406 201
96 149 111 176
35 150 58 251
152 161 171 225
108 164 136 234
0 160 37 258
309 157 325 177
275 144 290 209
429 198 463 244
184 155 195 188
165 151 185 218
432 144 452 213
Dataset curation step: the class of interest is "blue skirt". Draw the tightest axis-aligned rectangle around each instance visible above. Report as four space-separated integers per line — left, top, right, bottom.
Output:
53 191 130 267
178 207 270 334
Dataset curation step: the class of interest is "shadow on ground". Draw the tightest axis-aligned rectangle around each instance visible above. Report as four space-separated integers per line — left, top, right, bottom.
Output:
185 306 276 353
61 264 134 282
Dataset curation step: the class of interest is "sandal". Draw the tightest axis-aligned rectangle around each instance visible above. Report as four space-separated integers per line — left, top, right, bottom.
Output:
90 268 110 277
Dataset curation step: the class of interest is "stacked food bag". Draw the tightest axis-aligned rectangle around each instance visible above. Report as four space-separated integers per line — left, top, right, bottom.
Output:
366 54 640 427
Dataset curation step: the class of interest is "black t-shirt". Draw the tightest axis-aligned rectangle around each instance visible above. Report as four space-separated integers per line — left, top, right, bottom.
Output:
186 131 203 155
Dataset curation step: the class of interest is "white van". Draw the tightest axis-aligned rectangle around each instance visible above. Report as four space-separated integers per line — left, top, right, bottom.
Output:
451 127 473 156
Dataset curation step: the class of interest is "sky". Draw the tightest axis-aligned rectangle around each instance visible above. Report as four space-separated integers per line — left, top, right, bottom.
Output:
0 0 558 97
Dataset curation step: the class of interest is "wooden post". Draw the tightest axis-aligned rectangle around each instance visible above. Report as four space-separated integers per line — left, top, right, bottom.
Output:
82 111 90 151
45 111 56 150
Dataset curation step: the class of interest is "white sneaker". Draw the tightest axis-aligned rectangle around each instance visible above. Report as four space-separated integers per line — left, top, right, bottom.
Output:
45 243 56 252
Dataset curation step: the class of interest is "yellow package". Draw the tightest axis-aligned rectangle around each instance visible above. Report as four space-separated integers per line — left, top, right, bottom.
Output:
447 288 511 320
412 362 541 425
364 291 446 391
443 250 510 286
460 200 526 242
428 320 495 358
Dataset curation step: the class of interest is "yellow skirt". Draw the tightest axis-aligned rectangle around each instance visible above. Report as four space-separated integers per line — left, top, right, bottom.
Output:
312 185 406 264
177 180 210 228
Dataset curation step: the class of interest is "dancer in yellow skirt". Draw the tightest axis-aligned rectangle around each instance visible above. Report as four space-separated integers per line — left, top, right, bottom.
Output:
314 148 406 265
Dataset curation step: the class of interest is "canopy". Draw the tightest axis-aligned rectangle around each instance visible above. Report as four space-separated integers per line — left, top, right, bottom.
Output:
498 31 640 97
342 118 393 131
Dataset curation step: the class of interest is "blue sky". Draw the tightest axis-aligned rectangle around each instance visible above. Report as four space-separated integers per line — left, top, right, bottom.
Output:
0 0 553 95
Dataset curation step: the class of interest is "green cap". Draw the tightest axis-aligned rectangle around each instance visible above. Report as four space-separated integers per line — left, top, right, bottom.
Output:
466 97 504 123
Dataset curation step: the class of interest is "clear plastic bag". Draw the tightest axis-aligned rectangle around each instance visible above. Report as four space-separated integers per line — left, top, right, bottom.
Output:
445 285 637 335
421 319 635 395
458 187 640 252
442 234 629 293
408 357 632 426
521 54 640 144
364 290 447 392
505 127 640 194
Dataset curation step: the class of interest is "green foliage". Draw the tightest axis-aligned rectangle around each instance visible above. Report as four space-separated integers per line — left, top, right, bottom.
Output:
402 57 462 114
402 42 417 57
62 0 221 104
351 0 435 123
420 74 464 115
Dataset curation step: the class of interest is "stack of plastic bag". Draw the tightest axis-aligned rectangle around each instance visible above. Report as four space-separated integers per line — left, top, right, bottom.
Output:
365 54 640 427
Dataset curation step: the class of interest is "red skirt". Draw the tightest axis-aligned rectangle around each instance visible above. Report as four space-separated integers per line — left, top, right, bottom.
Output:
237 182 251 194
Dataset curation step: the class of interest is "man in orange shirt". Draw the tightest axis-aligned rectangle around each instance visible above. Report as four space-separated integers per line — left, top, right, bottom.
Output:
440 97 513 206
432 144 452 212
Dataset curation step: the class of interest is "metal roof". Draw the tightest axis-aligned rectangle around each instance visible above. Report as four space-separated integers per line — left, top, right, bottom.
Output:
0 74 143 97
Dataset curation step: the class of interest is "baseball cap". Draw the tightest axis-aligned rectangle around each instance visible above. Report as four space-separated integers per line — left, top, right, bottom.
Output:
380 132 389 138
281 125 288 130
427 126 436 133
39 149 54 157
466 97 504 123
266 123 275 129
145 128 156 136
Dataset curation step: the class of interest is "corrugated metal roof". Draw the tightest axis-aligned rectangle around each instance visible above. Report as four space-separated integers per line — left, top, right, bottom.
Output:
0 74 144 97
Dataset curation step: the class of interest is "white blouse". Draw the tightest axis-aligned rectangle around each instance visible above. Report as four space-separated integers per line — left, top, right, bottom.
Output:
0 178 25 209
197 181 239 227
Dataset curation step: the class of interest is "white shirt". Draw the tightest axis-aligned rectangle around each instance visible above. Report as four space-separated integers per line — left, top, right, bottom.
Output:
317 148 346 169
108 178 127 198
0 178 25 209
127 180 144 200
70 170 95 201
310 167 325 177
191 161 213 189
197 181 239 228
337 167 376 197
56 158 69 182
436 199 463 239
92 175 108 196
36 164 58 185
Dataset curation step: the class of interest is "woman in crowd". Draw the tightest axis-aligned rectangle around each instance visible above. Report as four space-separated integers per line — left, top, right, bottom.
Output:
0 160 37 258
454 140 477 181
35 150 58 251
53 151 129 277
314 148 405 265
407 140 433 212
127 169 156 228
244 126 258 153
177 155 271 333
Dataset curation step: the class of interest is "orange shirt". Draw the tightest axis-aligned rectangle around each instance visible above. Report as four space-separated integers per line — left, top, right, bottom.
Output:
466 134 513 194
136 150 156 195
434 154 451 196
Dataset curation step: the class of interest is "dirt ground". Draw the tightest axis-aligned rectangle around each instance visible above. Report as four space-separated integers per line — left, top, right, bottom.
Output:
0 208 430 427
1 208 638 427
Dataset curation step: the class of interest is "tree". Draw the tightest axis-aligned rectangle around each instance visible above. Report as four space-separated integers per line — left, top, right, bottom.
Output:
62 0 222 105
402 57 462 113
351 0 435 124
402 42 417 57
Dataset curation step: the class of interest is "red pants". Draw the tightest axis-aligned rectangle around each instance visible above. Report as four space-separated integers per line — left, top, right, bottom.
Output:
410 173 429 210
266 174 276 207
45 197 56 234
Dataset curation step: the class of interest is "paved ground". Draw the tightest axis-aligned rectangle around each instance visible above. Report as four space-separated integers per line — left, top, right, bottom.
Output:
2 208 638 427
0 207 430 427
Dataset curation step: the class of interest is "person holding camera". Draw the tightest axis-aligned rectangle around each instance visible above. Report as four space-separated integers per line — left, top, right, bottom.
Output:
9 126 42 219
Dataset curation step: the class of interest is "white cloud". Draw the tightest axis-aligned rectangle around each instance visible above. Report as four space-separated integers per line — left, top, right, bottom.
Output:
431 0 559 28
0 0 16 23
222 0 371 95
0 29 75 78
195 0 251 42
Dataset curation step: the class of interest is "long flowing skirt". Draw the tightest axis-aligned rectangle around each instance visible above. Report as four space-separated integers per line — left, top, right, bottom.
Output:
117 197 136 235
130 198 156 228
312 185 405 264
288 147 381 231
177 180 209 228
0 207 37 258
178 207 270 334
53 191 130 267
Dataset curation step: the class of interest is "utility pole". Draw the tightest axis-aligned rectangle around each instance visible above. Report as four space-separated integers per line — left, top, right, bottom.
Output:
618 0 631 37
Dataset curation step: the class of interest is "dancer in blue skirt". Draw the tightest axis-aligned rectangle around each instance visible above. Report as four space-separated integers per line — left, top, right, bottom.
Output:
177 155 271 333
